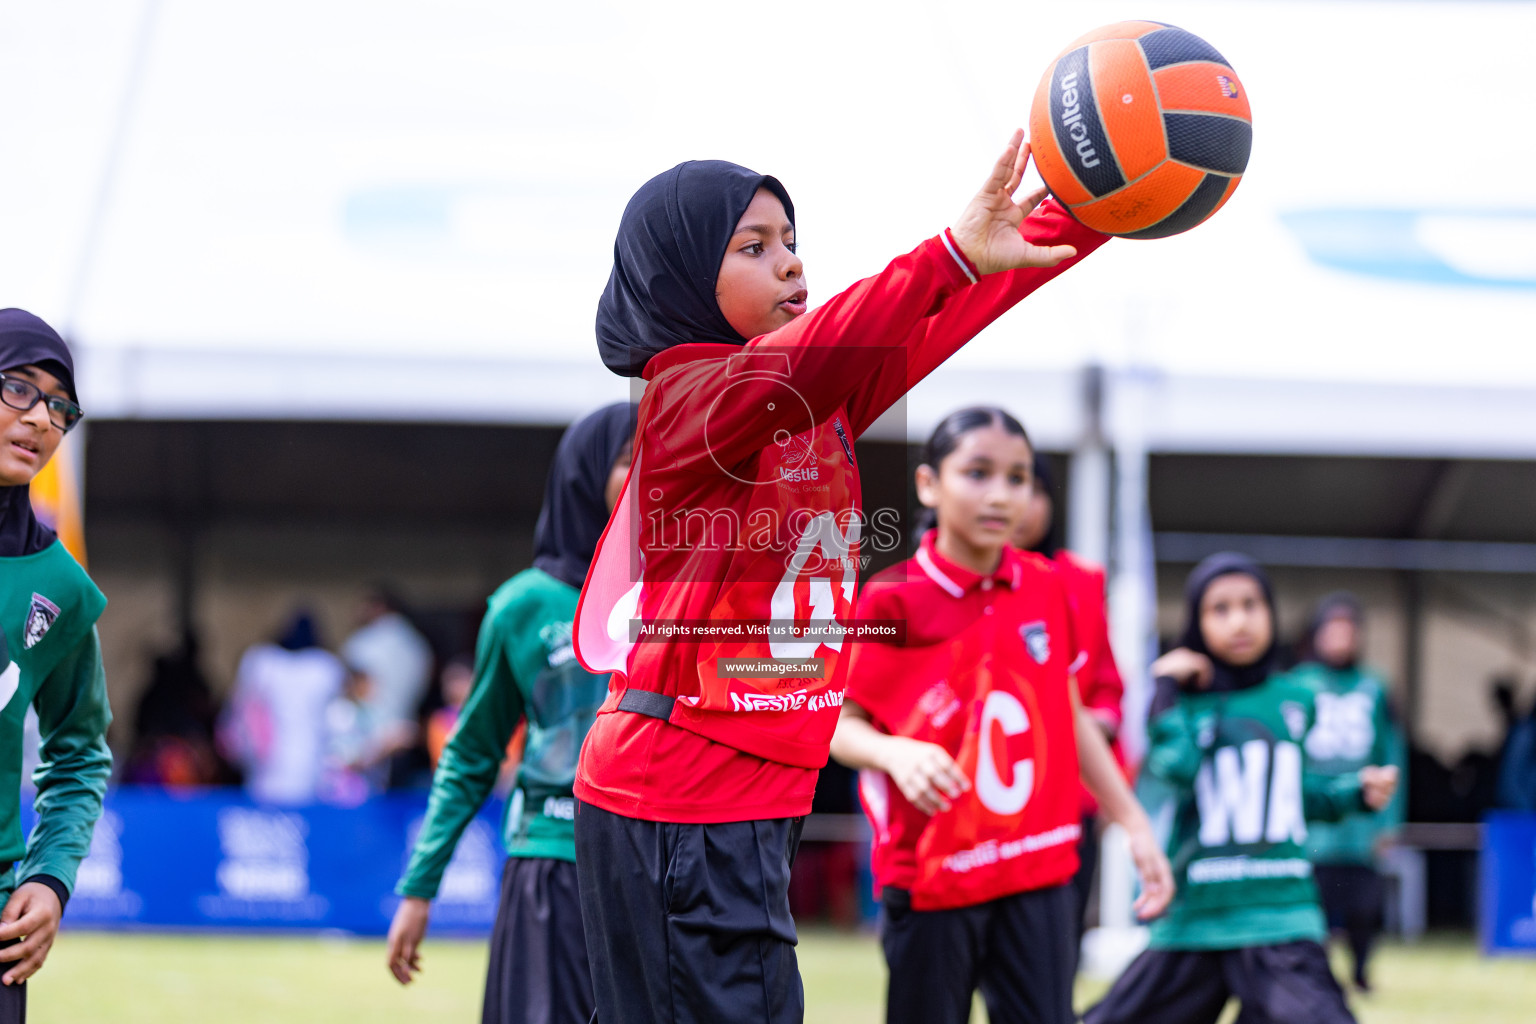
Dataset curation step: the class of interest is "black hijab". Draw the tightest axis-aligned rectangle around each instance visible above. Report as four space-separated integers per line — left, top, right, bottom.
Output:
1179 552 1278 693
531 402 637 590
595 160 795 377
1306 590 1363 668
0 309 78 558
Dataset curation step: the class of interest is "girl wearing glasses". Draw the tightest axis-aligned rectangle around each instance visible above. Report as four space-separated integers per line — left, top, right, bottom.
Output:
0 308 111 1024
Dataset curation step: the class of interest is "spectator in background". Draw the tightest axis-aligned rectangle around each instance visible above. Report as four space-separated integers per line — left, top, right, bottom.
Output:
121 633 227 787
1294 592 1405 993
426 655 527 797
1496 684 1536 812
318 663 387 806
341 587 433 785
426 654 475 770
218 611 345 805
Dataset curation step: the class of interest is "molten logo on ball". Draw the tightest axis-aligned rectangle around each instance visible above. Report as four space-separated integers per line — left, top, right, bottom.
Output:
1056 72 1102 169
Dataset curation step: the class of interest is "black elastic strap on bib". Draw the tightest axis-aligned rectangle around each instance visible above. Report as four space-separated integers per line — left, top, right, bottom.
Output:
618 689 676 721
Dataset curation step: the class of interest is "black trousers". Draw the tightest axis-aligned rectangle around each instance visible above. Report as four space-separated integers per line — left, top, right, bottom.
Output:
0 939 21 1024
482 857 593 1024
1082 940 1355 1024
880 883 1075 1024
574 801 804 1024
1314 863 1385 986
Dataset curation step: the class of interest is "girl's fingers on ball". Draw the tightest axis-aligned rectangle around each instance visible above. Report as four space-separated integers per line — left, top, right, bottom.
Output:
984 132 1024 192
1009 141 1033 193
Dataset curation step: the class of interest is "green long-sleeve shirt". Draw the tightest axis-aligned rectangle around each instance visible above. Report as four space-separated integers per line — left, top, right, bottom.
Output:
395 569 610 900
1 541 113 907
1292 661 1405 865
1138 671 1364 950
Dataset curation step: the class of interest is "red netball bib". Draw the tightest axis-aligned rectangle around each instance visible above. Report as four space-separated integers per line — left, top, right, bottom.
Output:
855 576 1081 910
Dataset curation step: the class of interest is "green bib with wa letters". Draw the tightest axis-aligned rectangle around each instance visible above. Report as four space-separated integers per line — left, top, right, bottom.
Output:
1139 673 1364 950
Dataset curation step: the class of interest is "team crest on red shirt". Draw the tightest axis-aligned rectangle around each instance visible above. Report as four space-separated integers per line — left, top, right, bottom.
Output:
1019 621 1050 665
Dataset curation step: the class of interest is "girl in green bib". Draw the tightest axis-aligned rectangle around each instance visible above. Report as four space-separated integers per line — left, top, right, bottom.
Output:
0 309 113 1023
1084 553 1396 1024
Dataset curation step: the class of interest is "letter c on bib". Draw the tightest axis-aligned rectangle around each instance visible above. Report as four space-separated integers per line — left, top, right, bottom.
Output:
975 691 1033 815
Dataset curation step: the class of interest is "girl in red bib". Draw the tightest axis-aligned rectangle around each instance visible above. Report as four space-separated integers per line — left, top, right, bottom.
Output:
831 407 1172 1024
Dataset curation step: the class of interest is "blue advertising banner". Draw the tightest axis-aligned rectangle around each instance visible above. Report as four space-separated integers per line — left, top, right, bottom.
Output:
22 788 505 936
1481 812 1536 955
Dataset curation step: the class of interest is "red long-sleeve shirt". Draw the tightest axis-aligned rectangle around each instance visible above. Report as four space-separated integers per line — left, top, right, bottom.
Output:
575 201 1108 823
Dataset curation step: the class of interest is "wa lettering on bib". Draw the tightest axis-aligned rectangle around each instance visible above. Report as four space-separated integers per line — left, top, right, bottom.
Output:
1194 739 1306 847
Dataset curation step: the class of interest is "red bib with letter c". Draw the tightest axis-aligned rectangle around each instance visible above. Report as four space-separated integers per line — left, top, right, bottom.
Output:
853 568 1081 911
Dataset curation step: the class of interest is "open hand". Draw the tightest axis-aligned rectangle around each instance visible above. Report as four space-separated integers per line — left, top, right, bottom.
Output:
386 897 431 985
950 130 1077 275
1126 824 1176 920
0 882 62 985
1360 765 1399 811
882 737 971 815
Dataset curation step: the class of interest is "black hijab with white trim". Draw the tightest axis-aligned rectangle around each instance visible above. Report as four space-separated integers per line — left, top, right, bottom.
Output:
0 309 77 557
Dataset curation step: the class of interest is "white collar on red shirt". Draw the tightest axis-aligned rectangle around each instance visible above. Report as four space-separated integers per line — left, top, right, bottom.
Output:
914 531 1023 599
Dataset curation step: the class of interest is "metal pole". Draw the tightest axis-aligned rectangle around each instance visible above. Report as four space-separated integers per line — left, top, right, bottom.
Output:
1085 368 1159 974
1067 365 1111 566
1108 372 1157 767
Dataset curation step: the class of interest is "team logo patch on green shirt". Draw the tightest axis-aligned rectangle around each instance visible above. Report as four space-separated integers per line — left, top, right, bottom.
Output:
25 592 60 649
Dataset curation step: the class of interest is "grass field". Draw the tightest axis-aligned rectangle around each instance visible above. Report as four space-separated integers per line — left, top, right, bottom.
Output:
28 928 1536 1023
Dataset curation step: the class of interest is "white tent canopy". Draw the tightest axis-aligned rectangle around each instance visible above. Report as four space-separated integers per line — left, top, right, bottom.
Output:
3 0 1534 455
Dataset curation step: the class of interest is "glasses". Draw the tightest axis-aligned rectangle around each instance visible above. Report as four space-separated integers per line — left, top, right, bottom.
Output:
0 374 83 432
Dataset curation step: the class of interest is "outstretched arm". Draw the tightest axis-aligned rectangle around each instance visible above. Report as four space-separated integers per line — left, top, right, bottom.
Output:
656 133 1099 470
845 134 1110 435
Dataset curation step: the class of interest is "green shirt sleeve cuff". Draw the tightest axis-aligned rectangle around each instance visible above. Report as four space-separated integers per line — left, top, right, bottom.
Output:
18 873 70 913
